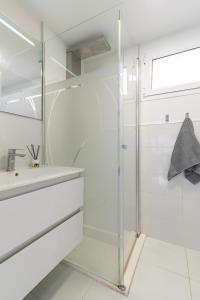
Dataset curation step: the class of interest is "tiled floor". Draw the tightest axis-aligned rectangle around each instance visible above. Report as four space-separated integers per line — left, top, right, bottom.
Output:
66 231 136 283
66 236 119 283
24 237 200 300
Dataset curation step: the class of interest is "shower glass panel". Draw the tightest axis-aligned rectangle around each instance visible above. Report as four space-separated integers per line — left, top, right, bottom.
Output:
120 14 139 276
44 7 138 287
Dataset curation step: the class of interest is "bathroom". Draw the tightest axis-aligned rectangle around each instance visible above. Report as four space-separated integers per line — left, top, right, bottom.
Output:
0 0 200 299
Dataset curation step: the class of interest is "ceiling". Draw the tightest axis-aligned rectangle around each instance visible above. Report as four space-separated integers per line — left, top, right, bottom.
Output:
22 0 200 44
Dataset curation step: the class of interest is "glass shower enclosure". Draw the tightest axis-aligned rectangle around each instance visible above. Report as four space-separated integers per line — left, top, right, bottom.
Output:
44 7 139 288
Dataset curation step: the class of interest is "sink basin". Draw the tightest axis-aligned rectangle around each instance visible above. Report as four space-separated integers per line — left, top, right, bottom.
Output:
0 166 84 201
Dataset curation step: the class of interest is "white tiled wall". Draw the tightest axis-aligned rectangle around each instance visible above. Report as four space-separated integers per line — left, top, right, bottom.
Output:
140 26 200 250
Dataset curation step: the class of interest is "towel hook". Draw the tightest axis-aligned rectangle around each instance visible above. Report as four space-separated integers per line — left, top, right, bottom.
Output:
185 112 189 118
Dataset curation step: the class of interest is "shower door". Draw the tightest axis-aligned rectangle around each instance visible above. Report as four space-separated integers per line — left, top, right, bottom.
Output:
119 13 139 281
118 8 140 288
44 7 138 288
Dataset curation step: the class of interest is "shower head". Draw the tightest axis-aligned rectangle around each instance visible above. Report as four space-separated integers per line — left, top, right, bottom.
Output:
67 36 111 60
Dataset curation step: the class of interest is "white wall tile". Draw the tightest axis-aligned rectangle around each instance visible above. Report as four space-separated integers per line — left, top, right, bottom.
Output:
140 123 181 148
141 94 200 125
141 192 182 223
140 28 200 251
140 146 172 175
141 214 183 246
140 173 182 198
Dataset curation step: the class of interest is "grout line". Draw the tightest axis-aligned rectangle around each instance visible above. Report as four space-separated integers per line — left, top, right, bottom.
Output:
60 261 96 300
140 260 189 279
140 238 190 279
140 120 200 126
82 279 94 300
184 247 193 300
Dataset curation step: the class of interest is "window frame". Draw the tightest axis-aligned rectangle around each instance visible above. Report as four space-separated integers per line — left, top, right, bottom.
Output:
143 46 200 98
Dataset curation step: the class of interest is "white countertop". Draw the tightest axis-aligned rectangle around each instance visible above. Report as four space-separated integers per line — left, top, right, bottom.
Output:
0 165 84 201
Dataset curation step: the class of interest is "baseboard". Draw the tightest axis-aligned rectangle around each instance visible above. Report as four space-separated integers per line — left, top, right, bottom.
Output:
83 224 118 245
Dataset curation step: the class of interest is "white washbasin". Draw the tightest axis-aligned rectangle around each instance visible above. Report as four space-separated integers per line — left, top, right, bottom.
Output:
0 166 84 201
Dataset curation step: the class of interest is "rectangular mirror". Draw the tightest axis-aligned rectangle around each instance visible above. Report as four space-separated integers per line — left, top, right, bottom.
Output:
0 12 42 120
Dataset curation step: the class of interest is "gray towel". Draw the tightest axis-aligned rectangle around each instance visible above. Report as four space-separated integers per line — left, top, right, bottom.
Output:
184 164 200 184
168 117 200 184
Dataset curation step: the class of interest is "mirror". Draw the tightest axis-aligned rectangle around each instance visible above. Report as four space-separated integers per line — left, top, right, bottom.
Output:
0 13 42 119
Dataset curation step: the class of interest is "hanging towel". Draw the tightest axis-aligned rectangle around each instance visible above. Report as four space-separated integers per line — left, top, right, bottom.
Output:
168 117 200 184
184 164 200 184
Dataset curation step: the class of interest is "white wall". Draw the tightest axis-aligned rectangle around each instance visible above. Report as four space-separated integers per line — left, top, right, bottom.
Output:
44 25 67 85
140 26 200 251
0 1 43 170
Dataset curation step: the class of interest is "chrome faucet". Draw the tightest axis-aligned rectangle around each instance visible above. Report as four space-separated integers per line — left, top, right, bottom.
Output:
7 149 26 171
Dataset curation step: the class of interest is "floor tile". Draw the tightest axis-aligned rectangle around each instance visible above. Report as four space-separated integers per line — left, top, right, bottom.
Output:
130 262 191 300
187 249 200 282
140 237 188 276
83 281 125 300
190 280 200 300
66 236 119 283
32 263 92 300
23 238 198 300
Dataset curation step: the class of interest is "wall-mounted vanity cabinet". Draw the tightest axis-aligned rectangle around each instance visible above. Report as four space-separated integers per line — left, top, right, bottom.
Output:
0 166 84 300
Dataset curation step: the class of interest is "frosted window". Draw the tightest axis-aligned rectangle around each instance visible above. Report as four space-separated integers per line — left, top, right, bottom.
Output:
152 48 200 90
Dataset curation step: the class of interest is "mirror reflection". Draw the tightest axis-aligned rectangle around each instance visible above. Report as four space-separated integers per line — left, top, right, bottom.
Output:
0 13 42 119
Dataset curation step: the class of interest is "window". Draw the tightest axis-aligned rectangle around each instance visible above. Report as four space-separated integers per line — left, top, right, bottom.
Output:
152 47 200 90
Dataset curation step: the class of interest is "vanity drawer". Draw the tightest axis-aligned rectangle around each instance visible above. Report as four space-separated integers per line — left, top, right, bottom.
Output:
0 211 83 300
0 177 84 261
